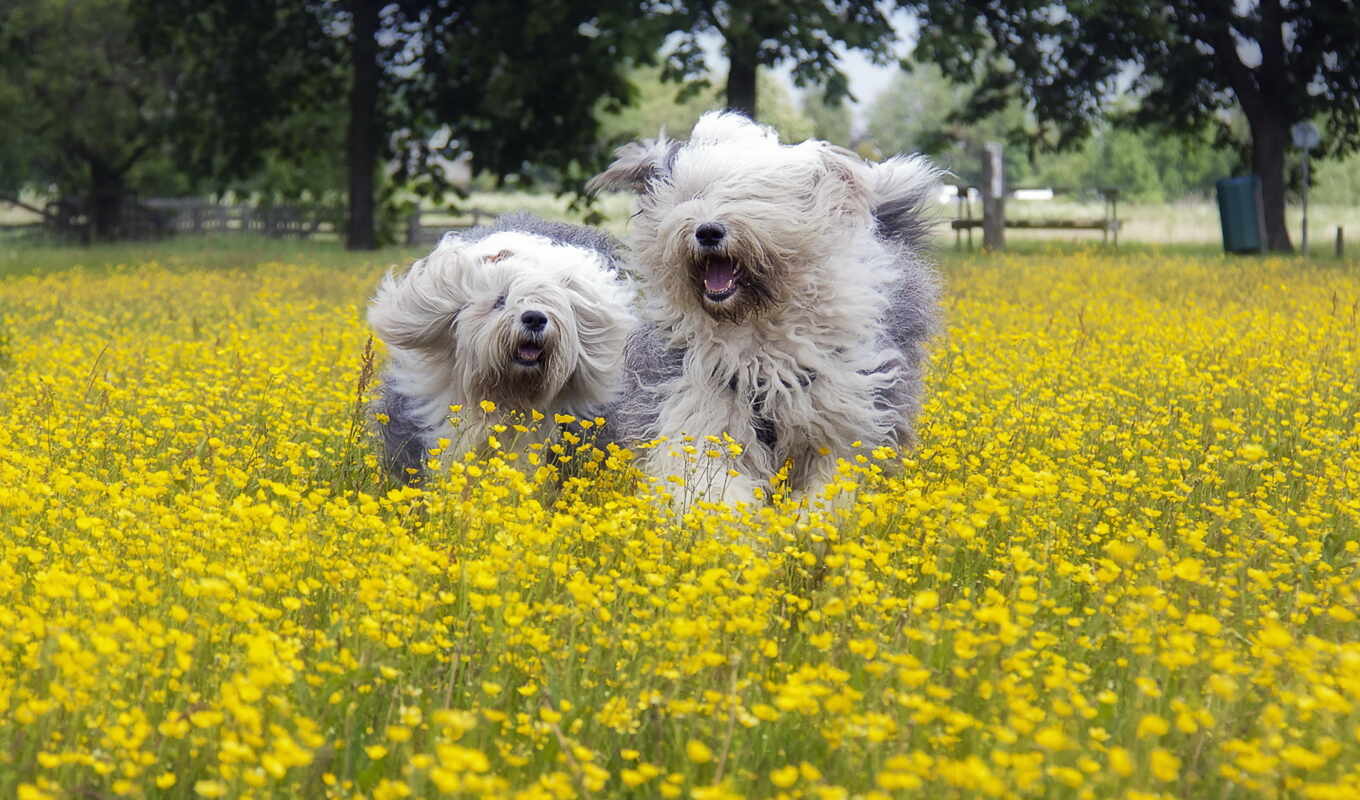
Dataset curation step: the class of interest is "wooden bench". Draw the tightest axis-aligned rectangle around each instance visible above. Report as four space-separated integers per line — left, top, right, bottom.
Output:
950 186 1122 248
405 207 496 246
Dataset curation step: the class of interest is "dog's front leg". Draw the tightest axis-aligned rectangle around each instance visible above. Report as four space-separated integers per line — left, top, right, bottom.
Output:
708 470 762 507
645 448 762 509
792 450 856 514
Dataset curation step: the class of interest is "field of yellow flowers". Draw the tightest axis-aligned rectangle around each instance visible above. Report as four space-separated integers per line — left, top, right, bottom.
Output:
1 248 1358 799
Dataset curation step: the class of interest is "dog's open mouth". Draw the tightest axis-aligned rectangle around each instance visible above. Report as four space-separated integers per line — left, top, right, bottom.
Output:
701 256 741 302
512 340 545 367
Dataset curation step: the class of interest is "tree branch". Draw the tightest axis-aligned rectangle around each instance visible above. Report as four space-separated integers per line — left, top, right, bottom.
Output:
117 139 154 175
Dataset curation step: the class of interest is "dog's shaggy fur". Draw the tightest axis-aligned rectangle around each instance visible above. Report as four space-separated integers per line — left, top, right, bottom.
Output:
367 213 634 480
591 112 940 504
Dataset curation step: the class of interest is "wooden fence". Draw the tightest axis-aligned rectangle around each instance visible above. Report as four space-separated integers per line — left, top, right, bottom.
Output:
0 197 343 243
2 197 504 246
141 199 342 239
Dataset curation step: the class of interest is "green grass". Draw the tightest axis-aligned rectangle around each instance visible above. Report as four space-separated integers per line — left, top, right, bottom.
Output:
3 189 1355 285
0 235 420 278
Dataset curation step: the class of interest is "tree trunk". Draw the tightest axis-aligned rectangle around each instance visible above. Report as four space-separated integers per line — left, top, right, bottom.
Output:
346 0 380 251
88 158 126 242
1250 114 1293 253
725 42 757 120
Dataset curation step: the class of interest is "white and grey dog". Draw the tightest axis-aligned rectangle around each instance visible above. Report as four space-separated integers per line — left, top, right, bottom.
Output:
591 112 940 505
367 213 635 480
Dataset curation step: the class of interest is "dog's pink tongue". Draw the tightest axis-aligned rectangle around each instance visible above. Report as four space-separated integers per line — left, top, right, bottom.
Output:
517 343 543 361
703 258 738 293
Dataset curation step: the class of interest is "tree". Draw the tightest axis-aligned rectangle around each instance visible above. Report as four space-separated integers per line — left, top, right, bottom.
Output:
0 0 189 240
866 62 1241 201
599 67 816 147
347 0 381 250
865 64 1036 184
661 1 898 120
905 0 1360 252
136 0 667 249
613 66 815 142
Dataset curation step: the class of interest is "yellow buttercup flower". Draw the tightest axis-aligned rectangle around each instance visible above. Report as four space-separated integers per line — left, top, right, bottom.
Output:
0 250 1355 799
686 739 714 764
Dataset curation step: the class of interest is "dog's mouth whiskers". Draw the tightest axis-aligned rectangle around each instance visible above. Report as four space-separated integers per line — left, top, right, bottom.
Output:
699 255 741 302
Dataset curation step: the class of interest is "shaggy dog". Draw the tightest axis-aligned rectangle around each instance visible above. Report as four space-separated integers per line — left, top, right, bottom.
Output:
367 213 634 481
590 112 940 505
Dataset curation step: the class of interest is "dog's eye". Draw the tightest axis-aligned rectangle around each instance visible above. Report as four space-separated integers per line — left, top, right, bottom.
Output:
492 295 506 310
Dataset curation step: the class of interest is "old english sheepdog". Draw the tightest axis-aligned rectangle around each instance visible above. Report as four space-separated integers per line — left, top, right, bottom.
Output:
367 213 635 480
590 112 940 505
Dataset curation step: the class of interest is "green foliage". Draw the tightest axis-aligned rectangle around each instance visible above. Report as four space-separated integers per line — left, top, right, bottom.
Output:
130 0 670 247
864 64 963 157
864 65 1036 184
599 67 815 144
757 73 816 143
130 1 345 192
801 89 854 148
1024 126 1239 202
1313 152 1360 205
907 0 1360 161
658 1 897 116
904 0 1360 251
865 64 1242 201
598 67 722 143
1089 129 1166 202
125 0 688 249
387 1 668 196
0 0 195 232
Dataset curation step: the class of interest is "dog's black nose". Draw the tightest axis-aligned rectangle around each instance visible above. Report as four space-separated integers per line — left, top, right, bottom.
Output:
695 222 726 248
520 310 548 331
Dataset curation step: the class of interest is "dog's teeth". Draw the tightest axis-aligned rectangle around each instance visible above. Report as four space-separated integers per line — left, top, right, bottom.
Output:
703 258 738 293
516 344 543 362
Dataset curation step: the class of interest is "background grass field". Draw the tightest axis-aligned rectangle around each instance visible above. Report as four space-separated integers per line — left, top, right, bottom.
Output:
0 237 1358 799
7 191 1356 259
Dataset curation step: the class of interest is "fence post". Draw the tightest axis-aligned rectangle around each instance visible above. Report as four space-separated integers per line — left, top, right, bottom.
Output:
406 211 421 246
1338 226 1345 259
981 142 1006 252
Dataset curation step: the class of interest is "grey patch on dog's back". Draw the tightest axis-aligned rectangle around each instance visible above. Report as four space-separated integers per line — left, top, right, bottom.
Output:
882 256 941 354
461 213 625 272
597 323 685 447
375 381 431 483
872 249 942 444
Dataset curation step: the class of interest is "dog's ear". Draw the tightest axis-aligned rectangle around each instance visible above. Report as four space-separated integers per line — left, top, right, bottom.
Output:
588 136 677 195
817 145 874 217
368 260 465 353
557 272 636 406
869 155 941 248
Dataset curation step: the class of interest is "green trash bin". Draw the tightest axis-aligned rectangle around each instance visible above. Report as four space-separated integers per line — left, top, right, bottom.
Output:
1216 176 1266 254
